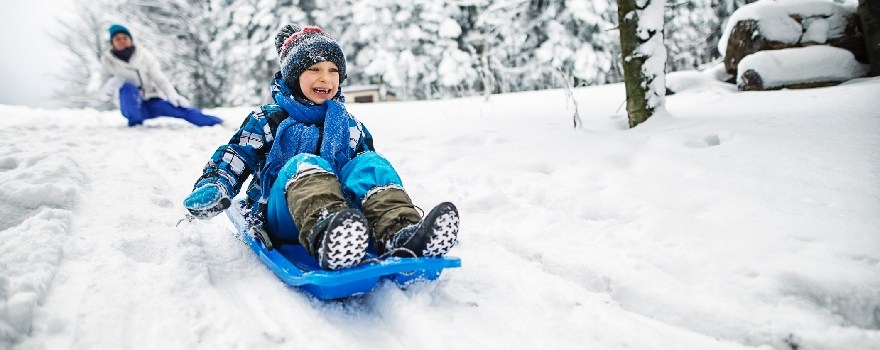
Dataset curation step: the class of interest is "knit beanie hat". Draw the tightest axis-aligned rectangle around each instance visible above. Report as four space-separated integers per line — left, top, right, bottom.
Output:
275 24 347 95
108 24 132 41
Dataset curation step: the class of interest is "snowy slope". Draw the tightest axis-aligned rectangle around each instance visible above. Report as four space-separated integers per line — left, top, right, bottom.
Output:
2 72 879 350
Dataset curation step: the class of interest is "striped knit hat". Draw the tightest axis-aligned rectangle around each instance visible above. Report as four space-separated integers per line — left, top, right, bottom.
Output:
275 24 347 95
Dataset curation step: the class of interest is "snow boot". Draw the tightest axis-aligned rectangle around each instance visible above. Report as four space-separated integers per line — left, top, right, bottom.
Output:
384 202 459 258
306 209 370 270
363 187 459 257
287 171 368 270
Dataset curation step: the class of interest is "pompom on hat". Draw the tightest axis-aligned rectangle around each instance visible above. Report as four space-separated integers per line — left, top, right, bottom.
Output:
275 24 347 96
108 24 132 41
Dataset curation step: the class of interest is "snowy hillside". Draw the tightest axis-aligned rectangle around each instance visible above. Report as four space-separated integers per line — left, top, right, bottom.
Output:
2 72 879 350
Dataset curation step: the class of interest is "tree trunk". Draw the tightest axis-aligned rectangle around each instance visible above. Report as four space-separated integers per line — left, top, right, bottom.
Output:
860 0 880 76
617 0 667 128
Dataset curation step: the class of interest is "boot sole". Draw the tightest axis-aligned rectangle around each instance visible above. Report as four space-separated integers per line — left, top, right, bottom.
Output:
422 203 459 257
321 210 369 270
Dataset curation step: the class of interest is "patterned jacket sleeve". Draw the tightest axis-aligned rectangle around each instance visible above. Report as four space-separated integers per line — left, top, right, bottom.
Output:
193 106 275 198
351 117 375 155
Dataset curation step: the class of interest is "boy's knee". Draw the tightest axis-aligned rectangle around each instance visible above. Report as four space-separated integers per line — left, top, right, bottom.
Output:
119 82 139 94
344 152 395 177
340 152 403 201
119 93 146 124
278 154 335 181
347 152 392 170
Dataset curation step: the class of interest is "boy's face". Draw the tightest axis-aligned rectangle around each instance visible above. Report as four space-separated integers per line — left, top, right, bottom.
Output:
299 61 340 104
112 33 132 51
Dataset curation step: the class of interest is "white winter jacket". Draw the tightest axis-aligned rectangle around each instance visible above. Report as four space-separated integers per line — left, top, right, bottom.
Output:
100 46 176 100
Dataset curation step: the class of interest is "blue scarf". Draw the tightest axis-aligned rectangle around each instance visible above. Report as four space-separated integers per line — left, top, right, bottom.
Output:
261 82 352 199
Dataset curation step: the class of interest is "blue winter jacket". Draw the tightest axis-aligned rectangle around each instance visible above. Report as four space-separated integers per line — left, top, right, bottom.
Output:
192 75 374 227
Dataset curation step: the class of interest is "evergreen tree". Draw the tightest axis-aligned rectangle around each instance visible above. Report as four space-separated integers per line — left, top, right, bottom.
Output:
52 0 747 106
218 0 314 106
539 0 621 86
464 0 621 96
665 0 721 71
468 0 544 94
340 0 474 100
422 2 480 99
52 2 117 110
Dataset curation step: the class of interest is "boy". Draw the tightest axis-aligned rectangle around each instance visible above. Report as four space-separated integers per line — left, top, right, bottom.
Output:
183 25 459 270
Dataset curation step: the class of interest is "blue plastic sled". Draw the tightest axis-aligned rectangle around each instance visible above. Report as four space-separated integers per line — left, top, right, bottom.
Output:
226 205 461 300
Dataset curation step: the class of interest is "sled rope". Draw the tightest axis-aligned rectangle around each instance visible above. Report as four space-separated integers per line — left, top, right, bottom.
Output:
176 213 196 227
362 247 419 265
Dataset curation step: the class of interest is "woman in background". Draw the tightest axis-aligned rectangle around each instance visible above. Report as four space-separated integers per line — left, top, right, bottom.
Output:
99 24 223 127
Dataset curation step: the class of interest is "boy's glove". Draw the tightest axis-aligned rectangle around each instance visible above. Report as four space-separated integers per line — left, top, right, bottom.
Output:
183 182 230 219
167 92 191 108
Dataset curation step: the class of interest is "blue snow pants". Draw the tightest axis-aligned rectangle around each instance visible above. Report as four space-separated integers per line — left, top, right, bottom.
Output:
265 152 404 243
118 83 223 127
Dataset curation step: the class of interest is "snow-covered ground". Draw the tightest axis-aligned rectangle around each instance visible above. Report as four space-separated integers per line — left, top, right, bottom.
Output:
2 71 879 350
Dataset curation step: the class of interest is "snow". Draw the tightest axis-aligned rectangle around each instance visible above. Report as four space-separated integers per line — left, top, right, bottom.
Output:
2 73 880 350
438 18 461 39
802 17 831 44
738 46 869 88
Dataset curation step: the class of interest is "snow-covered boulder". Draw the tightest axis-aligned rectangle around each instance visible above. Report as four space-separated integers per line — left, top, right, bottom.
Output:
720 0 866 77
737 45 869 90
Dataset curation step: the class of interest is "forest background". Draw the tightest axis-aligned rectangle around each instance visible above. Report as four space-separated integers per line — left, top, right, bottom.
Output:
54 0 762 109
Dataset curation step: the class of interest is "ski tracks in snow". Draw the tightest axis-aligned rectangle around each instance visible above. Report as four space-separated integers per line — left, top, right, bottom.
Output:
11 115 252 348
0 112 88 347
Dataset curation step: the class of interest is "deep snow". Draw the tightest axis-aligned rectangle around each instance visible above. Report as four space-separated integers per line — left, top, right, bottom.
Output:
1 71 879 350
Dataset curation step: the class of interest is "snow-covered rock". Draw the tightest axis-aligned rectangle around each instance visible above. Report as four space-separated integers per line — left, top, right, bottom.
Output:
737 45 869 90
720 0 865 80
